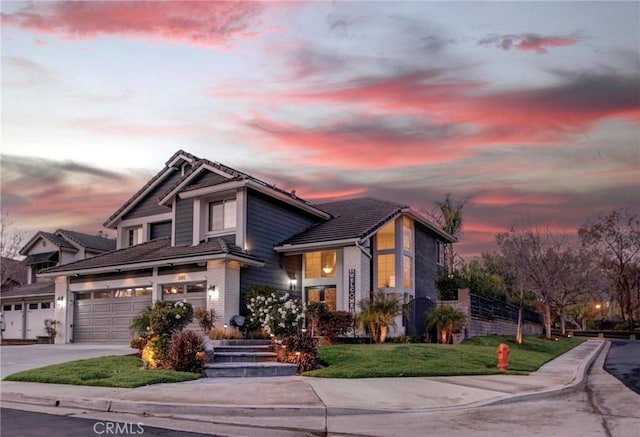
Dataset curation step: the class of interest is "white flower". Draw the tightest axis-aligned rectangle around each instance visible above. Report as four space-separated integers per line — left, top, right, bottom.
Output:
175 314 181 319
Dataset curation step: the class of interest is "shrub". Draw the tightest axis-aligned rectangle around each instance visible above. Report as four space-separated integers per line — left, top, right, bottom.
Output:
277 331 318 373
166 330 207 373
318 311 353 343
194 307 216 333
426 306 466 344
130 300 194 337
245 288 304 337
305 302 329 337
140 335 170 369
43 319 59 343
130 336 147 354
357 291 404 343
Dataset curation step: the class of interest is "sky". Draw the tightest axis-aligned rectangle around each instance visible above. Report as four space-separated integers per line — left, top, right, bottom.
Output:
1 1 639 261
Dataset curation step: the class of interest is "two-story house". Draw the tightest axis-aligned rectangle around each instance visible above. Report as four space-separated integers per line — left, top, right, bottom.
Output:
40 150 455 344
0 230 116 340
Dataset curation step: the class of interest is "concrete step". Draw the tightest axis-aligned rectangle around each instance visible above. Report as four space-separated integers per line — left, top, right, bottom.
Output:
203 362 298 378
213 345 274 353
213 352 278 363
210 339 272 346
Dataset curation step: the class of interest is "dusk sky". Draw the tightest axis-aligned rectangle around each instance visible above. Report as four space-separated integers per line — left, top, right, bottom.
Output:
1 1 639 260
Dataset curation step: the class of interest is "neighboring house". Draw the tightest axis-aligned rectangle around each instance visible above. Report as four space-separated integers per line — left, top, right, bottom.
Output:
39 150 455 344
0 230 115 340
1 257 27 290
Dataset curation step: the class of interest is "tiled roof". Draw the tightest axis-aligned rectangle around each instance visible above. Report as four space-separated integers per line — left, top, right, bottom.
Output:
279 198 405 246
40 238 263 274
20 231 76 255
56 229 116 252
0 280 54 299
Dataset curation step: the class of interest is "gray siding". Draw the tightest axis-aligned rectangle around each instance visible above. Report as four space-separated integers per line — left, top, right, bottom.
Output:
414 224 443 301
186 171 228 188
241 191 318 299
123 170 181 220
174 198 194 246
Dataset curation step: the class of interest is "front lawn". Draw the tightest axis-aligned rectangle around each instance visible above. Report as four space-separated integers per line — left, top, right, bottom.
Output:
3 355 202 388
304 335 584 378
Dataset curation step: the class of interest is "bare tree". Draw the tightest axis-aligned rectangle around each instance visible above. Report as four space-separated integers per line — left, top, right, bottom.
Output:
1 212 26 289
578 208 640 330
497 225 564 340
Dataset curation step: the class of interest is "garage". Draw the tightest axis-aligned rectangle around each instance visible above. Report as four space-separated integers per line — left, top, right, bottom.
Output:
74 287 152 343
162 281 207 332
25 300 54 339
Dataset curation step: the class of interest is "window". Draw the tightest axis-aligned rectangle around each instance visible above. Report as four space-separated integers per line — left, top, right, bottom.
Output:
403 255 413 288
436 241 445 266
127 227 142 247
28 303 38 310
377 221 395 250
94 291 111 299
135 287 152 297
162 282 206 295
208 199 236 231
114 289 132 298
41 302 51 309
403 217 413 251
14 304 22 311
377 254 395 288
304 251 336 278
306 286 337 311
76 292 92 300
3 305 11 311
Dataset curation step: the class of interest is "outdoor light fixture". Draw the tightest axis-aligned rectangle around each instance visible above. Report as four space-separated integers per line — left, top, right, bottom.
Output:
208 285 219 301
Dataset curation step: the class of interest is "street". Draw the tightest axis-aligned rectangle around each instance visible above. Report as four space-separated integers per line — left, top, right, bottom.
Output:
604 339 640 395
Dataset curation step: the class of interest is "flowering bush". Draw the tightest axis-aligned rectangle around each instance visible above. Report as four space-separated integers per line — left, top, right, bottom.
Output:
130 300 194 337
246 288 304 337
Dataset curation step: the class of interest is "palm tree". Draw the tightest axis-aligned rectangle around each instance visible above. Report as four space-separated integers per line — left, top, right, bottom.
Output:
357 291 404 343
426 306 466 344
436 193 466 274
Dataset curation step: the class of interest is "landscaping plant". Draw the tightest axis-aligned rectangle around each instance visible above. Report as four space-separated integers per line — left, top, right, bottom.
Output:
318 311 354 343
166 330 207 373
245 287 304 337
357 291 404 343
277 330 319 373
43 319 59 344
194 307 216 334
425 305 467 344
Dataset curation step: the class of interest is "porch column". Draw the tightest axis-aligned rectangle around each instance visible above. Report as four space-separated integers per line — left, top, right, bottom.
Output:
53 275 71 344
206 260 241 327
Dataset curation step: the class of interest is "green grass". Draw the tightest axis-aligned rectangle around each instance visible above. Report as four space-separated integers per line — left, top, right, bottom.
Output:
3 355 202 388
304 336 585 378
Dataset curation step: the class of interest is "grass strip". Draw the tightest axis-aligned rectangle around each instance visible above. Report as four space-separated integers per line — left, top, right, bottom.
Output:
3 355 202 388
304 335 584 378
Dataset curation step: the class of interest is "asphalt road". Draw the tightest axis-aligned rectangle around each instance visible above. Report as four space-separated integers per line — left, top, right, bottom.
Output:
0 408 211 437
604 339 640 395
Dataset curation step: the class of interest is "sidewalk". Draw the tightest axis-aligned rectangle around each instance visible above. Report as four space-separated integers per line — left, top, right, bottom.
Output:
1 339 605 435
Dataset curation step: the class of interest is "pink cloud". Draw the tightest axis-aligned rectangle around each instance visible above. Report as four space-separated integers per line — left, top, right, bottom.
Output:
478 33 578 54
1 1 265 48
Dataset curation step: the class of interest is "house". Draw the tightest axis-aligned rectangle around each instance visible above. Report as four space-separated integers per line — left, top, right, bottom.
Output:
1 257 27 290
0 230 116 340
38 150 455 343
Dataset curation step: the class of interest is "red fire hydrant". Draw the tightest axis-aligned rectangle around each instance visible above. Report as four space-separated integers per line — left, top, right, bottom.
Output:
497 343 510 371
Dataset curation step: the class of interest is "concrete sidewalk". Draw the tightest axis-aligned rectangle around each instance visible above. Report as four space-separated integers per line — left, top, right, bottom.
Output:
0 340 605 435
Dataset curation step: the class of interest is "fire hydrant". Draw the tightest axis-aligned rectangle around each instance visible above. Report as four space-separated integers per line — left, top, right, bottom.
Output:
497 343 510 371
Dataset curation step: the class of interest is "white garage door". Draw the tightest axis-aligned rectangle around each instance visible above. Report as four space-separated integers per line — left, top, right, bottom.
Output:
25 301 54 339
2 303 24 339
74 287 152 343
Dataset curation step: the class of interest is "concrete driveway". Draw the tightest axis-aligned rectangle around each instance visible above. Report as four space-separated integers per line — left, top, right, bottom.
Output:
0 344 137 379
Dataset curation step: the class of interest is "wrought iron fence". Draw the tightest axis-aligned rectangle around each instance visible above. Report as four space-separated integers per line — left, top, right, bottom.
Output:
470 294 542 324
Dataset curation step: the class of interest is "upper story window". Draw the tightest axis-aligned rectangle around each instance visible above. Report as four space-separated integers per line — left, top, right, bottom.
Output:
208 199 236 232
377 221 395 250
126 226 142 247
304 251 337 278
403 217 414 251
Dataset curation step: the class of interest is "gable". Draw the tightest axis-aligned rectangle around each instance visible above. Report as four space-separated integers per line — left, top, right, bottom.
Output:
122 169 182 220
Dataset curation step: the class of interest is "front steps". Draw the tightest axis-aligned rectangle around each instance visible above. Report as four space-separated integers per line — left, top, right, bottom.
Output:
203 339 298 378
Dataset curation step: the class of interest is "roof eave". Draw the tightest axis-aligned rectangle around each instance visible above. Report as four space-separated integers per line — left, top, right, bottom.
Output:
274 238 360 254
38 253 264 277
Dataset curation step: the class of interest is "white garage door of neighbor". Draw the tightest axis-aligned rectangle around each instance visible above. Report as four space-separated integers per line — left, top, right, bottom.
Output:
25 301 54 339
2 303 25 339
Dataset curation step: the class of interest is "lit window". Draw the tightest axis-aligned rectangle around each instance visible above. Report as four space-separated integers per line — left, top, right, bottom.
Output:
377 221 395 250
209 199 236 231
403 217 413 251
306 286 337 311
304 251 337 278
377 254 395 288
403 255 413 288
114 289 132 298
